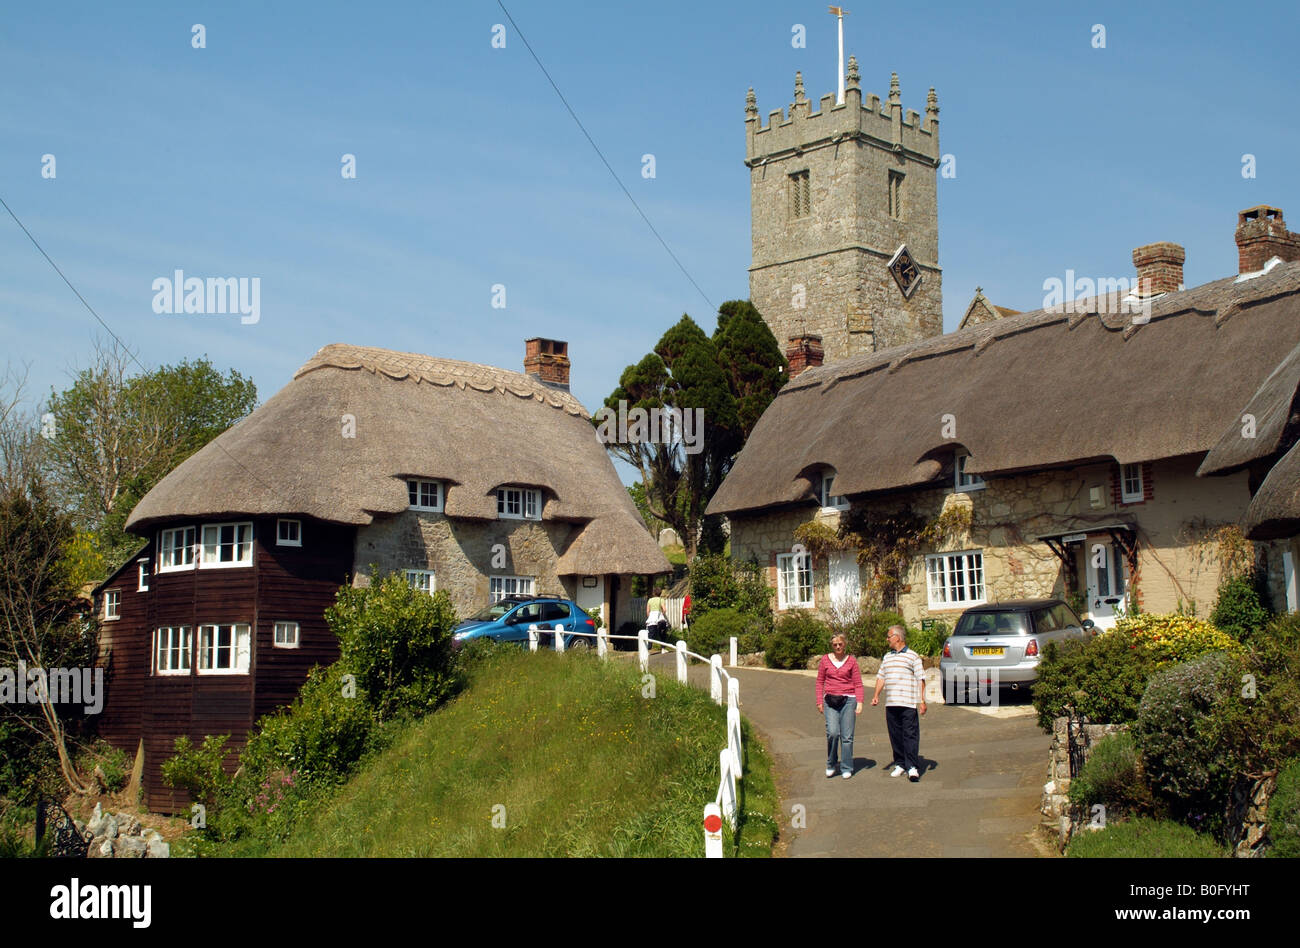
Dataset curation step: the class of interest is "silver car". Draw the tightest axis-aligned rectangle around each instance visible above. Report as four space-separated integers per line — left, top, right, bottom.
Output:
939 599 1095 701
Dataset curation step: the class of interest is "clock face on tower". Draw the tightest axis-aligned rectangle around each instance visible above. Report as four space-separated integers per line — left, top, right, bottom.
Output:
888 244 923 298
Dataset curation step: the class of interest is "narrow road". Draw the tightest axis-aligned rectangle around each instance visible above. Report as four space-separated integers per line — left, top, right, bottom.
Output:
724 664 1054 857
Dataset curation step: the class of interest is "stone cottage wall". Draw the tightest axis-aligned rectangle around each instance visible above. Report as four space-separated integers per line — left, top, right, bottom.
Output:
730 456 1255 627
352 510 577 620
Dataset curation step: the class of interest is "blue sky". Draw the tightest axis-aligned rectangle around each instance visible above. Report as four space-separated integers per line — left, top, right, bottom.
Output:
2 0 1297 469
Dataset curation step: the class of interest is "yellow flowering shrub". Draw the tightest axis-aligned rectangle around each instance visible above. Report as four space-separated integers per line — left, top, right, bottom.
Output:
1113 613 1243 667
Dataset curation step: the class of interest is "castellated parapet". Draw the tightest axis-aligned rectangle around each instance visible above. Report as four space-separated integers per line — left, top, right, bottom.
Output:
746 59 943 362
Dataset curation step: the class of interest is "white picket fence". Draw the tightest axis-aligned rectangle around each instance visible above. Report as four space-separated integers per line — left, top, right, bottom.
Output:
626 596 688 630
526 622 741 858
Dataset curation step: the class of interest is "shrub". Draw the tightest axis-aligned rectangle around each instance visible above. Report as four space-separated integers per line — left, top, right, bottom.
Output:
325 572 462 722
1134 652 1244 835
1210 573 1271 643
907 620 950 658
849 610 906 658
1065 817 1226 858
1032 632 1159 730
1114 612 1243 667
688 553 773 620
685 607 768 657
764 613 831 669
1269 758 1300 858
1067 731 1153 818
161 734 234 808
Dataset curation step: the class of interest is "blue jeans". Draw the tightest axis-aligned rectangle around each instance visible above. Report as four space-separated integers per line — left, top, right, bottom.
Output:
824 695 856 775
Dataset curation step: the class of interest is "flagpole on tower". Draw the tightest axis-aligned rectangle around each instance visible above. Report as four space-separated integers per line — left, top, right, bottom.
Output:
829 6 849 105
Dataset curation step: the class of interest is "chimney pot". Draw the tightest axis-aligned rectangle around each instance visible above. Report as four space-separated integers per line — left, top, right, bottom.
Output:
1132 241 1185 297
523 337 570 391
786 334 824 379
1235 205 1300 274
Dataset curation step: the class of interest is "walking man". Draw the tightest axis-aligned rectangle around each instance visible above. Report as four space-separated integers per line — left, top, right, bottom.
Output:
871 625 927 781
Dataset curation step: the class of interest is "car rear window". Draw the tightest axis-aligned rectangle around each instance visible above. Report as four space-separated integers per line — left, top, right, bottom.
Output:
955 611 1030 637
540 602 570 622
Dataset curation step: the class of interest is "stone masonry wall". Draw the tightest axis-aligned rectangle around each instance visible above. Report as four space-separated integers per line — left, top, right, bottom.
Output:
353 511 578 620
730 456 1255 627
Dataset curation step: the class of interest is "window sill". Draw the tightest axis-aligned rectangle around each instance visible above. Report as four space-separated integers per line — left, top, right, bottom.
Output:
196 668 251 676
156 565 195 574
197 561 254 570
954 484 986 493
154 669 192 677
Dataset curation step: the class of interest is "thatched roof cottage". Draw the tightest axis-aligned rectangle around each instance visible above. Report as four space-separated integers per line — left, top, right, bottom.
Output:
94 339 668 810
708 207 1300 630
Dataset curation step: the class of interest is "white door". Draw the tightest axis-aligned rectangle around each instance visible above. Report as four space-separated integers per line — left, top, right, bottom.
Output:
575 576 605 626
1085 540 1127 629
828 553 861 613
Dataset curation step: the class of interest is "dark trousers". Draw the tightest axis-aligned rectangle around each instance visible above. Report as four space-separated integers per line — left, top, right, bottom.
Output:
885 706 920 771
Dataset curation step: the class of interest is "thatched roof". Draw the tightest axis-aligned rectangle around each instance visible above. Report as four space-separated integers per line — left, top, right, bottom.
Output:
1197 340 1300 476
127 344 670 575
1241 440 1300 540
709 261 1300 517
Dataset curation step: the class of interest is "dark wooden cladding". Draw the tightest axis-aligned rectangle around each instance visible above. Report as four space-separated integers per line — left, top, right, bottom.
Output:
93 516 355 813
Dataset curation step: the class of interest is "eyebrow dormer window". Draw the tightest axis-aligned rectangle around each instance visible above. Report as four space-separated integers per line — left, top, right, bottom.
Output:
497 487 541 520
955 451 985 492
819 472 849 511
407 479 443 512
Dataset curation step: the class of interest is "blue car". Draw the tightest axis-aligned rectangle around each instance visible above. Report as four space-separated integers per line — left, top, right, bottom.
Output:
452 595 596 650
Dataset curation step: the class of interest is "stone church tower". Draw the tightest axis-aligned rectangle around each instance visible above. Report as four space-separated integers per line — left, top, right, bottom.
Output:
746 57 943 364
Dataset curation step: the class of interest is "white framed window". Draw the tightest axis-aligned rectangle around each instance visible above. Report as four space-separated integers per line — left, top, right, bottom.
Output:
926 551 986 609
197 623 251 674
276 519 302 547
1120 463 1144 503
490 575 535 601
406 570 436 595
955 451 985 492
137 558 150 592
497 487 541 520
200 522 254 568
158 526 196 572
776 552 814 609
819 472 849 510
273 621 300 649
103 590 120 621
154 626 192 675
407 479 443 512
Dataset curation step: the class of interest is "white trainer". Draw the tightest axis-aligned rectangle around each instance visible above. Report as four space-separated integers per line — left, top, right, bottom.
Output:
908 767 920 781
826 768 836 778
890 765 905 777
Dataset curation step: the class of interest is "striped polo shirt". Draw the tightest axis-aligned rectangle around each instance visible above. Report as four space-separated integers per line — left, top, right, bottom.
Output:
876 647 924 708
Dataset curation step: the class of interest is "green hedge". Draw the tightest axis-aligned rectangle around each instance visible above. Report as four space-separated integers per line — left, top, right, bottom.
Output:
685 606 768 657
1268 758 1300 858
764 613 831 669
1067 731 1153 818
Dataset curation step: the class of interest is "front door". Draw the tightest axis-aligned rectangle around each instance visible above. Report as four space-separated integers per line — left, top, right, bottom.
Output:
828 553 861 615
575 576 605 626
1085 539 1127 629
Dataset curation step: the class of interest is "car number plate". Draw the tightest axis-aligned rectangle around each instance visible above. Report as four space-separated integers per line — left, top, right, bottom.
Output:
971 647 1005 656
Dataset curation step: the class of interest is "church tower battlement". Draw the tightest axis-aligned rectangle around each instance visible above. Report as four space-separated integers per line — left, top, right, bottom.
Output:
746 57 943 362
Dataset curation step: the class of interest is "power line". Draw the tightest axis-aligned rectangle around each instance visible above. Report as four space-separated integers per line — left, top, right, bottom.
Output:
495 0 717 313
1 193 276 493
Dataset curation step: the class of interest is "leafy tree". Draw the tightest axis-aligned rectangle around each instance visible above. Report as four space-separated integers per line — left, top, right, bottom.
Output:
43 340 257 572
599 302 785 559
0 369 99 796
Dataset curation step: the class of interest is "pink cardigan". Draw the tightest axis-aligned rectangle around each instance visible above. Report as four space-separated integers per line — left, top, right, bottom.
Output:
816 654 864 704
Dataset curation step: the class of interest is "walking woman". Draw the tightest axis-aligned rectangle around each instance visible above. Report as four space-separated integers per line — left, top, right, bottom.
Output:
816 634 864 778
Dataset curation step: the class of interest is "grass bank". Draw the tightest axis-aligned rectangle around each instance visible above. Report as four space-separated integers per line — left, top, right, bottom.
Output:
247 646 777 857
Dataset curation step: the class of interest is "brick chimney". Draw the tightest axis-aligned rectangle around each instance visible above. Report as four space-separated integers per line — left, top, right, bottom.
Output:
1132 242 1185 297
1236 206 1300 274
786 334 824 379
524 338 570 391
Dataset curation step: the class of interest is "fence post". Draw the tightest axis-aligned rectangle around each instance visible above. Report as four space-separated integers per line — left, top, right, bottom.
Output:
729 636 738 667
597 626 608 659
676 640 688 684
728 676 740 710
554 623 565 653
528 625 538 652
638 628 649 673
727 702 742 777
703 803 724 859
710 655 723 705
719 748 738 828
